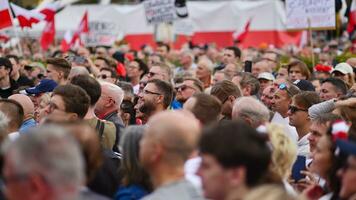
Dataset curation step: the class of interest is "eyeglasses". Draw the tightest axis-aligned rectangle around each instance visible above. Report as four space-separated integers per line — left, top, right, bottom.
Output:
288 105 307 114
148 71 161 77
279 83 293 97
176 85 196 91
142 89 162 96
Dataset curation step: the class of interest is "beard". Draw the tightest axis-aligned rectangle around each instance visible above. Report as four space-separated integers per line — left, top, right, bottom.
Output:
139 100 157 117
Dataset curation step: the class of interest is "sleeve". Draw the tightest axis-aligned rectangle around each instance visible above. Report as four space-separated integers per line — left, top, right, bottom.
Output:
308 99 335 120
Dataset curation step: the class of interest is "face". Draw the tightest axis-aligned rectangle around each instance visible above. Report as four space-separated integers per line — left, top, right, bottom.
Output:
258 79 272 93
271 90 290 114
277 68 288 79
35 95 50 123
197 154 228 200
308 121 328 153
176 80 198 103
261 86 275 109
339 156 356 199
0 65 10 80
126 61 142 79
212 72 225 86
332 72 349 83
196 61 211 80
223 64 237 79
310 135 332 179
288 66 306 82
97 70 116 84
44 95 76 122
252 61 270 77
287 99 309 127
94 59 108 69
137 83 162 115
147 66 165 81
9 58 19 77
95 86 115 116
320 82 339 101
156 46 168 58
222 49 236 65
46 64 61 83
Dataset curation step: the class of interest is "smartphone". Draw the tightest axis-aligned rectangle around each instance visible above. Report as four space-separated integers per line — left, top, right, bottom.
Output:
244 60 252 73
291 155 306 181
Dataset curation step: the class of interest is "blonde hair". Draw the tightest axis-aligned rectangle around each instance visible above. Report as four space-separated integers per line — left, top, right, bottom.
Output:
267 123 297 179
244 184 299 200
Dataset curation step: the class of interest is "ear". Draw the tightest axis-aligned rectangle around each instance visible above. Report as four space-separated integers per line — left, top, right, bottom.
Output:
68 113 79 121
229 95 236 103
228 166 246 187
242 115 253 126
156 95 164 104
29 174 51 199
151 143 164 163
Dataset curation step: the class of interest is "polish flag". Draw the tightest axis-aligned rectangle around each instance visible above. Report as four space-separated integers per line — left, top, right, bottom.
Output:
38 1 62 22
0 33 9 42
347 0 356 34
61 30 72 52
40 19 55 50
11 3 45 28
0 0 12 30
70 11 89 45
232 18 252 43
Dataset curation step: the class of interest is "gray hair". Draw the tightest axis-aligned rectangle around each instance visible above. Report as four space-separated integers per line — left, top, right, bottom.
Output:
101 81 124 108
2 125 84 200
68 66 90 80
232 97 270 128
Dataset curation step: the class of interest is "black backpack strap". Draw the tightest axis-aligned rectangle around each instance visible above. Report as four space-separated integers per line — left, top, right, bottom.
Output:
95 119 105 137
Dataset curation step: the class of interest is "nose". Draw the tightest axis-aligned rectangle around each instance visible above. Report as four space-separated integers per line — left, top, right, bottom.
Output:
287 109 292 116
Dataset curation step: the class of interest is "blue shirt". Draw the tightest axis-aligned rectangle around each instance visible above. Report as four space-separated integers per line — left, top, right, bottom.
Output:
114 185 148 200
19 118 36 134
170 99 182 110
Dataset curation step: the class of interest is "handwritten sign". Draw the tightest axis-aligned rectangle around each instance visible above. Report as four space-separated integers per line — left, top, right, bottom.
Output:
286 0 335 30
85 21 122 46
144 0 177 25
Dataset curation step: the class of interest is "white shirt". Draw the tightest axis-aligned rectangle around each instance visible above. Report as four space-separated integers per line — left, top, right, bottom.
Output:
8 131 19 141
133 84 140 95
271 112 298 143
184 156 202 194
298 133 310 158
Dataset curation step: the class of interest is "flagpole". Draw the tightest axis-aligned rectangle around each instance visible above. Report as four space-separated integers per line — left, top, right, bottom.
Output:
307 18 315 68
8 3 23 56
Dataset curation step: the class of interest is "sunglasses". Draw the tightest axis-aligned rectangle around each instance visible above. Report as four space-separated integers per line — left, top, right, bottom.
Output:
176 85 196 91
98 74 110 79
288 105 307 114
279 83 293 97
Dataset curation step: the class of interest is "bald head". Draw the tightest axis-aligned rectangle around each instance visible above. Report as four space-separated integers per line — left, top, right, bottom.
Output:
145 110 200 165
9 94 35 119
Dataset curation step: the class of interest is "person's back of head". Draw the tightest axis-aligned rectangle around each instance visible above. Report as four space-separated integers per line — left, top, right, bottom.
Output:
239 72 260 96
2 125 84 200
211 80 242 103
232 97 270 128
293 91 321 110
52 84 90 119
198 120 271 200
184 93 221 126
8 94 35 119
68 66 90 81
0 57 12 74
70 75 101 106
0 99 24 132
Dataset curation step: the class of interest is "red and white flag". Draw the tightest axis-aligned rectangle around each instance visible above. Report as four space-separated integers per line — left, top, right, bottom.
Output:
70 11 89 45
61 30 72 52
0 0 12 30
40 18 55 50
348 0 356 34
38 1 62 22
0 33 9 42
232 18 252 42
11 3 45 28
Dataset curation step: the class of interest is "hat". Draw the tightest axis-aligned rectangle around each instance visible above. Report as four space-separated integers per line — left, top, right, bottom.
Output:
293 79 315 91
24 79 57 95
314 64 332 73
258 72 275 81
336 139 356 156
332 63 353 75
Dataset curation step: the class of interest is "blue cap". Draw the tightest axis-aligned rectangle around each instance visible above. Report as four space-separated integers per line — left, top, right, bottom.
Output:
293 79 315 91
336 139 356 156
25 79 57 95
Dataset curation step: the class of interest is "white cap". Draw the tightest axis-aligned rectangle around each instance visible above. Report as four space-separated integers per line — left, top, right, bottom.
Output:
332 63 353 75
257 72 275 81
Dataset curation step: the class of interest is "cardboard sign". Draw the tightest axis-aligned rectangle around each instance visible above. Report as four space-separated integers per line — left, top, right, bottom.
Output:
286 0 335 30
85 21 121 46
144 0 177 25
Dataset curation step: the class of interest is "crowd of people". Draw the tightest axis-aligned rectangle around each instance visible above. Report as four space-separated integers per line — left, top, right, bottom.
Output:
0 37 355 200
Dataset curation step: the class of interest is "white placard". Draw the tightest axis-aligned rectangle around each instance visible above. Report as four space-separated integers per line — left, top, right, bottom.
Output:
286 0 335 30
85 21 121 46
144 0 177 25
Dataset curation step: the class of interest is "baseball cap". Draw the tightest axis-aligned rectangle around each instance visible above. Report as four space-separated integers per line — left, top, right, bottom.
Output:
257 72 275 81
332 63 353 75
293 79 315 91
24 79 57 95
336 139 356 156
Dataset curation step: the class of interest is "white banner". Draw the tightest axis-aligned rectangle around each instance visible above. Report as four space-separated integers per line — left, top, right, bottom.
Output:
144 0 177 25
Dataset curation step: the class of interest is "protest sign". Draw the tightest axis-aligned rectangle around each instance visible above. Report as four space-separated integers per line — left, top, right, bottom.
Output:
144 0 177 25
286 0 335 30
85 21 122 46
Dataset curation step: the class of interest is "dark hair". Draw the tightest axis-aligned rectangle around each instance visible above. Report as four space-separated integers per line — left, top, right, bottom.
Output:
53 84 90 118
211 80 242 103
313 113 343 124
0 99 24 129
156 42 170 52
46 57 72 79
293 91 321 110
147 79 173 109
183 77 204 92
95 56 111 68
100 67 117 79
6 55 19 64
0 57 13 73
134 59 149 78
200 120 271 187
287 60 311 80
225 46 241 58
190 93 221 125
321 78 348 95
70 75 101 106
121 100 136 125
239 72 260 95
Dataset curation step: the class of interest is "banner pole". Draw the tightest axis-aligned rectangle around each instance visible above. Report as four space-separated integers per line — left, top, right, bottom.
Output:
8 3 23 56
308 18 315 67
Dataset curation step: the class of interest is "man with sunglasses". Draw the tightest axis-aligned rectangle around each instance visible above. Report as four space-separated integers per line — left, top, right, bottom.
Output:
271 82 301 142
175 78 204 104
288 91 320 157
137 79 173 124
97 67 117 84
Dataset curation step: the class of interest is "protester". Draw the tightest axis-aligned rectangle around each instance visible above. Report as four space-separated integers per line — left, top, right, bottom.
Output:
46 57 72 85
319 78 348 101
0 99 24 140
8 94 36 133
0 57 18 98
175 77 204 105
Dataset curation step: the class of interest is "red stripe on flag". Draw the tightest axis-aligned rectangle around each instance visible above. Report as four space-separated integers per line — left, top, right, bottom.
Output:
0 9 12 29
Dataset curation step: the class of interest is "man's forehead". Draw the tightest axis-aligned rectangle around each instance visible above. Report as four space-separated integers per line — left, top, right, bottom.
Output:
150 66 161 72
